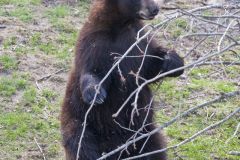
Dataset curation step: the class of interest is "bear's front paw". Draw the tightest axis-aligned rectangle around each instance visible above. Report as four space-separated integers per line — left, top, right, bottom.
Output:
82 86 107 105
162 51 184 77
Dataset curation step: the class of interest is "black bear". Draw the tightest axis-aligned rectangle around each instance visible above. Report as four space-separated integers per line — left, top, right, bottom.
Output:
60 0 184 159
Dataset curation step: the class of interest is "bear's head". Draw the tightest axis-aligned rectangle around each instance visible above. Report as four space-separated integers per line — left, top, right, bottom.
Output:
116 0 159 20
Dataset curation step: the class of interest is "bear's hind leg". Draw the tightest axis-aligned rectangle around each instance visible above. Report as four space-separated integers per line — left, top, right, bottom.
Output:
62 120 100 160
142 131 167 160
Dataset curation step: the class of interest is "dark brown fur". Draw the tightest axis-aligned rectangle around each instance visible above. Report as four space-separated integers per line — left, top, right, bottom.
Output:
61 0 184 159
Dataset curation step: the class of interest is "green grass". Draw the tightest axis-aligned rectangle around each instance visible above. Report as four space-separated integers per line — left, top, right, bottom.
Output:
0 75 27 96
8 7 33 22
164 118 239 160
47 5 70 18
188 78 237 93
0 0 41 6
23 86 37 104
175 18 188 29
0 112 32 140
0 55 18 70
30 32 42 46
51 19 76 33
155 73 239 159
3 36 17 49
46 5 76 33
0 1 81 159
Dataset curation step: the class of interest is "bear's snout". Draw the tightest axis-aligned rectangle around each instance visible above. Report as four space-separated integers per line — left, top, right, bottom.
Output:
138 0 159 20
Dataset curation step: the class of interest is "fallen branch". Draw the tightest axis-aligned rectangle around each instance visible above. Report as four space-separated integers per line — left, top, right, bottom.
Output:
35 68 66 90
225 122 240 144
37 68 65 82
98 91 240 160
228 151 240 156
0 25 6 29
77 4 240 159
197 61 240 66
123 107 240 160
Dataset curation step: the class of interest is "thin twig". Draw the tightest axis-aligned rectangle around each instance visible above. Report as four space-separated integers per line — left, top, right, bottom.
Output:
123 107 240 160
37 68 65 82
197 61 240 66
228 151 240 156
225 122 240 144
98 91 240 160
34 137 46 160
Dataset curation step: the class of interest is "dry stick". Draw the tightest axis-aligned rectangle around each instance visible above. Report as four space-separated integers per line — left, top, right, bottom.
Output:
104 16 240 159
113 39 239 118
228 151 240 156
217 20 235 77
132 31 159 123
184 36 208 58
225 122 240 144
0 25 6 29
116 100 154 160
123 107 240 160
35 68 65 90
193 14 240 19
76 5 187 155
179 8 238 29
218 20 235 52
183 33 238 44
127 16 239 115
37 68 65 82
153 4 240 32
76 28 154 160
34 137 46 160
98 91 240 160
77 4 240 159
197 61 240 66
192 9 240 21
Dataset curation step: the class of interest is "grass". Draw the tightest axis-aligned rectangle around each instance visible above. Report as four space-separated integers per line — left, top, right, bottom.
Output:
0 0 41 6
156 83 240 159
47 5 70 18
8 7 33 22
0 55 18 70
3 37 17 49
0 75 27 96
0 0 239 159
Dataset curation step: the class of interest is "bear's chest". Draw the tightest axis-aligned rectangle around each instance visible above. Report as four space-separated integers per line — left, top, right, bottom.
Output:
110 30 153 78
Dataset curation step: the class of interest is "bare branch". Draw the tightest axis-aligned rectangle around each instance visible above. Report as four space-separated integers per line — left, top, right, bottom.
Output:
98 91 240 160
123 107 240 160
228 151 240 156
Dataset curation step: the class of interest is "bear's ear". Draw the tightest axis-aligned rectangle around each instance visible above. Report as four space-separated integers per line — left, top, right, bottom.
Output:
162 51 184 77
